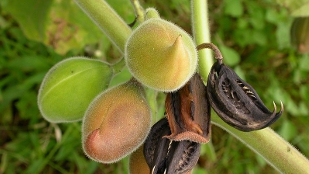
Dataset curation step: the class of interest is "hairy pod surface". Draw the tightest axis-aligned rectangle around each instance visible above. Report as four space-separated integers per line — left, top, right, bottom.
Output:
207 61 283 131
125 18 198 92
144 118 200 174
38 57 112 123
82 79 151 163
165 73 211 143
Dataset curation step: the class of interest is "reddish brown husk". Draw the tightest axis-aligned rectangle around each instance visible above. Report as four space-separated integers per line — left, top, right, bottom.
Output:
164 73 211 143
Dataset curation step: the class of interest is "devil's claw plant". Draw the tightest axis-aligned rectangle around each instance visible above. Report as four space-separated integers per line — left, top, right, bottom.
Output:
35 0 309 173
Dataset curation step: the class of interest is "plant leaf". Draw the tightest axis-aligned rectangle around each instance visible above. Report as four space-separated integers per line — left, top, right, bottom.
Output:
3 0 53 41
2 0 111 54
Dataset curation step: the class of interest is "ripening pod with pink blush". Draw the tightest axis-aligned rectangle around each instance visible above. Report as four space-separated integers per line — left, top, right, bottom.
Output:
125 17 198 92
82 79 151 163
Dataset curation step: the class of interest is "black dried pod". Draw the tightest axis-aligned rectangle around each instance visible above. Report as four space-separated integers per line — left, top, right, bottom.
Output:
144 117 171 174
207 61 283 131
144 118 201 174
165 73 211 143
166 140 200 174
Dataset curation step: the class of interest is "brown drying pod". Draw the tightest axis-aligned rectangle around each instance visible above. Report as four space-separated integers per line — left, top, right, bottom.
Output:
143 118 200 174
206 55 283 131
164 73 211 143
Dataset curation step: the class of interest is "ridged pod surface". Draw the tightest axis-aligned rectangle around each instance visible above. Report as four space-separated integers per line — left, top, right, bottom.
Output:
125 18 198 92
38 57 112 123
207 61 283 131
82 79 151 163
144 118 200 174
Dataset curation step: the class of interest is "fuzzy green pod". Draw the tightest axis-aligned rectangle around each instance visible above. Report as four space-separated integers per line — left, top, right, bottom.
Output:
38 57 112 123
82 79 151 163
125 18 198 92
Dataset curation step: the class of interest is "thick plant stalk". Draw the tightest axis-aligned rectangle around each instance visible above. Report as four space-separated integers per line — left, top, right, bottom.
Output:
191 0 213 82
191 0 309 173
212 114 309 173
74 0 132 53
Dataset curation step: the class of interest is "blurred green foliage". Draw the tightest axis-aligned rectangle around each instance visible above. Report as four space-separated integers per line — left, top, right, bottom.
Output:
0 0 308 174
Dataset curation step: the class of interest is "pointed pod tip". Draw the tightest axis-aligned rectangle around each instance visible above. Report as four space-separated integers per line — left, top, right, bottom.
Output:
152 165 156 174
269 101 284 128
171 34 184 49
278 100 284 116
273 101 284 115
272 101 277 112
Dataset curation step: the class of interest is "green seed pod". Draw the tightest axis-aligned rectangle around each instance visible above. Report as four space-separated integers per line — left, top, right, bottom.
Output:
82 79 151 163
38 57 112 123
291 17 309 54
125 18 198 92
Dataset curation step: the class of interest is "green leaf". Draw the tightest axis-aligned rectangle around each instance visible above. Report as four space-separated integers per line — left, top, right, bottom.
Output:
3 0 53 41
278 120 297 141
38 57 113 123
223 0 243 17
2 0 111 54
45 0 111 54
219 45 241 66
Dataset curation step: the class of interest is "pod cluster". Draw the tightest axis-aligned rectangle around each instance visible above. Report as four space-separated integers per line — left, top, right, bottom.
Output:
141 43 283 174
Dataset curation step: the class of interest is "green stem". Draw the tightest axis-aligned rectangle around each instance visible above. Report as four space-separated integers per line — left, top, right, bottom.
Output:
191 0 213 82
74 0 132 53
212 115 309 173
130 0 145 23
192 0 309 173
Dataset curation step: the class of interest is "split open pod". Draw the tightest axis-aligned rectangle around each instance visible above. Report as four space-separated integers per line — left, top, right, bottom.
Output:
144 118 200 174
207 61 283 131
82 79 151 163
165 73 211 143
